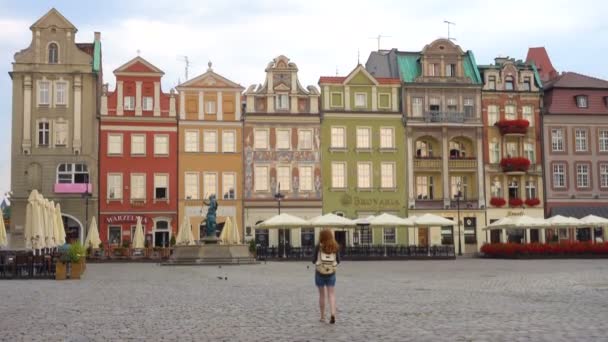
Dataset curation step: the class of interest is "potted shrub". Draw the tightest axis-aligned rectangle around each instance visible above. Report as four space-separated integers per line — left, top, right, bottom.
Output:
55 243 70 280
509 198 524 207
97 242 105 257
490 197 506 207
525 198 540 207
249 239 257 257
68 242 86 279
170 235 176 247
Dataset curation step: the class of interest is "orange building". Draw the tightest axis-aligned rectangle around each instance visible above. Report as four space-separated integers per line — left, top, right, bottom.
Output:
177 62 244 240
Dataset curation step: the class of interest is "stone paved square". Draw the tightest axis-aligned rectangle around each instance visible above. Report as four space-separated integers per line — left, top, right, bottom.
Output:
1 259 608 341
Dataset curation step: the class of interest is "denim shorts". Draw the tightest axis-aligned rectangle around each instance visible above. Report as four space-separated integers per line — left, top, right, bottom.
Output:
315 272 336 287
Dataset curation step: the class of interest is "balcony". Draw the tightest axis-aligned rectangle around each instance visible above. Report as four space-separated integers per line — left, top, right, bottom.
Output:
500 157 531 175
414 157 442 169
54 183 92 194
495 119 529 136
413 199 444 209
448 158 477 169
409 111 478 124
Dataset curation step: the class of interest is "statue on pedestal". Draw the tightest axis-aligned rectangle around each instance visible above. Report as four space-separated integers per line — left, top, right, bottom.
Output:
202 194 219 243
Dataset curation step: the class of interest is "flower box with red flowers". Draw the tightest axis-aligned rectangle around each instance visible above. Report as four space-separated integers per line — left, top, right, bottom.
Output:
490 197 506 207
500 157 531 172
509 198 523 207
495 119 530 135
525 198 540 207
481 242 608 258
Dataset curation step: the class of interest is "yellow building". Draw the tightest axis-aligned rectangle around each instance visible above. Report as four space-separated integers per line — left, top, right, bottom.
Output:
177 62 244 240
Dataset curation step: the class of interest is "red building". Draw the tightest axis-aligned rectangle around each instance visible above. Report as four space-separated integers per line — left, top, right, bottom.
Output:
99 56 178 247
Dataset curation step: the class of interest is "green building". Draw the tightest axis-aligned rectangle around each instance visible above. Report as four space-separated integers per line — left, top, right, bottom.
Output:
319 65 406 247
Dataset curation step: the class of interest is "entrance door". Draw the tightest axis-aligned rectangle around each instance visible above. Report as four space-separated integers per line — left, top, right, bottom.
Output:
278 229 291 258
530 229 540 243
62 215 82 244
418 228 429 247
334 231 346 250
490 230 501 243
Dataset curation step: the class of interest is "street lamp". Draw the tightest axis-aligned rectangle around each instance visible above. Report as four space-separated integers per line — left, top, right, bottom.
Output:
82 186 91 241
456 181 463 256
274 183 286 258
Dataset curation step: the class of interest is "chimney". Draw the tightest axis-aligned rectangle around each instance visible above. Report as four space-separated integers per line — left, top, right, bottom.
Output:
94 31 101 42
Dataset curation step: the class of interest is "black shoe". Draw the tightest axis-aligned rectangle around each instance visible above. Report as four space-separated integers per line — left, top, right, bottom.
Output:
330 315 335 324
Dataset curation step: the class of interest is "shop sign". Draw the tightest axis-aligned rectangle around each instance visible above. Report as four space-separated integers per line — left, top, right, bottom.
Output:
105 215 149 224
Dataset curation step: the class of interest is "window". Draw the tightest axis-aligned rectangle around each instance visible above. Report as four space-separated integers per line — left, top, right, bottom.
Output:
330 92 343 107
445 64 456 77
522 106 533 126
184 130 199 152
600 164 608 188
356 127 371 149
429 63 440 76
577 164 590 188
416 140 433 158
488 76 496 90
48 43 58 64
446 98 457 112
449 141 466 159
357 163 372 189
37 121 50 146
277 166 291 191
203 130 218 152
506 142 517 158
131 134 145 156
222 173 236 199
553 164 566 188
412 97 423 117
54 121 68 146
576 95 588 108
203 173 217 197
416 176 434 200
600 130 608 152
154 174 168 200
143 96 153 111
108 173 123 200
154 135 169 155
380 127 394 149
298 129 313 150
491 177 502 197
331 162 346 188
508 179 519 200
429 97 440 112
276 129 291 150
130 174 146 200
551 129 564 152
222 130 236 153
108 226 121 246
55 81 67 105
276 94 289 110
184 173 199 199
330 127 346 149
524 141 536 163
124 96 135 110
523 77 532 91
575 129 588 152
525 180 537 200
355 93 367 107
107 134 123 155
464 98 474 117
505 76 514 91
383 227 396 244
254 166 269 191
490 140 500 163
505 105 516 120
57 163 89 184
451 176 467 200
380 163 395 189
206 101 216 114
254 129 269 150
301 228 315 247
488 105 499 126
39 81 50 105
299 166 313 191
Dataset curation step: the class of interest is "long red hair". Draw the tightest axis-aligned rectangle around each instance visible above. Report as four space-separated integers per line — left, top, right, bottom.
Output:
319 229 339 254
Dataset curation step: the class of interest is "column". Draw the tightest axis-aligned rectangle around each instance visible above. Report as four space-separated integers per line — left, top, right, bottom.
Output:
290 94 298 113
525 228 531 244
235 91 242 120
217 92 223 121
198 91 204 120
407 128 415 206
179 91 185 119
476 127 485 207
540 228 546 243
116 81 124 116
442 127 450 207
153 81 161 117
440 56 445 77
371 86 378 111
267 72 274 93
344 86 351 111
135 81 142 116
323 86 330 110
392 87 398 112
501 229 507 243
267 95 275 112
73 74 82 152
22 75 32 152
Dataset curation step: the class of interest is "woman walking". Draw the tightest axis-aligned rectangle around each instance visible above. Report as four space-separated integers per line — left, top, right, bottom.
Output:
312 229 340 324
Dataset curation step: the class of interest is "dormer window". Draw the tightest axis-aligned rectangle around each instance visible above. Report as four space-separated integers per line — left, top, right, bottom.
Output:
575 95 588 108
505 76 514 91
48 43 58 64
445 64 456 77
429 63 440 77
488 76 496 90
522 77 532 91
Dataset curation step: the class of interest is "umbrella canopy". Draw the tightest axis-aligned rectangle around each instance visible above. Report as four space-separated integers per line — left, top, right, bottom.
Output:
354 215 375 225
580 214 608 227
483 216 514 230
84 216 102 248
369 213 415 227
546 215 583 228
308 213 356 227
413 213 455 226
55 203 66 245
132 216 145 249
24 190 39 249
176 216 195 245
256 213 310 228
219 216 240 245
32 192 46 249
0 208 7 248
45 200 56 248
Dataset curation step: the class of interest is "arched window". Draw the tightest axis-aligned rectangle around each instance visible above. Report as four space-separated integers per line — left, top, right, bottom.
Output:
449 141 466 159
48 43 59 64
416 140 433 157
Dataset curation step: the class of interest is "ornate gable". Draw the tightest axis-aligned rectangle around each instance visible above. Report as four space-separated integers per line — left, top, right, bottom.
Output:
177 62 243 90
30 8 76 31
343 65 378 86
114 56 164 76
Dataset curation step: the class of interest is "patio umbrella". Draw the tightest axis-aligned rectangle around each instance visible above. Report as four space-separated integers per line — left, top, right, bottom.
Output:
84 216 102 249
483 216 513 230
413 213 455 226
256 213 310 228
32 192 46 250
580 215 608 227
176 216 195 245
369 213 415 227
0 208 7 248
219 216 240 245
546 215 584 228
24 190 39 249
132 216 145 249
354 215 375 225
45 200 56 248
308 213 355 227
55 203 66 245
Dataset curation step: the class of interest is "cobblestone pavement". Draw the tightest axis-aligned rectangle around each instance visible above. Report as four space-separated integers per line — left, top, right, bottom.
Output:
2 259 608 341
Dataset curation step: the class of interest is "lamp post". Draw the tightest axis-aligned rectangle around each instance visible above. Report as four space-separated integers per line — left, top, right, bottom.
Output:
82 186 91 243
274 183 286 257
456 181 462 256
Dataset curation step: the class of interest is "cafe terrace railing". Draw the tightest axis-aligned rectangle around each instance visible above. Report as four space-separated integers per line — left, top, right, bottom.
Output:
255 245 455 261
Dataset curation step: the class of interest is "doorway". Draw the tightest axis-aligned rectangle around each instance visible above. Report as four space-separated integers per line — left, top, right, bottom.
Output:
334 230 346 250
418 228 429 246
62 215 82 244
278 229 291 258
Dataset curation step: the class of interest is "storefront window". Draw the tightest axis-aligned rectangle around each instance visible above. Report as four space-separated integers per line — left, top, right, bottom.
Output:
109 226 121 246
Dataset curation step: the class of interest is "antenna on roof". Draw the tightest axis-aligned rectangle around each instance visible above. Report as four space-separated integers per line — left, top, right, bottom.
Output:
357 49 360 65
336 66 339 76
136 49 141 56
443 20 456 41
177 56 192 81
369 34 391 51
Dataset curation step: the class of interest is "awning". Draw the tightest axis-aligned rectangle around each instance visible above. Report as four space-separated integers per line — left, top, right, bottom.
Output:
551 206 608 219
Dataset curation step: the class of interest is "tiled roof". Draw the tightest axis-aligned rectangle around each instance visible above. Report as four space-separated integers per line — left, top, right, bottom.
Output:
526 47 558 82
395 50 481 84
544 72 608 90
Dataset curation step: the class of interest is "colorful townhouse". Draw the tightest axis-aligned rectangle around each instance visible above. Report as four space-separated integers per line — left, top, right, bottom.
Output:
177 63 244 241
319 65 405 247
367 39 486 253
99 56 178 247
527 48 608 242
478 57 544 243
9 9 102 246
244 56 321 249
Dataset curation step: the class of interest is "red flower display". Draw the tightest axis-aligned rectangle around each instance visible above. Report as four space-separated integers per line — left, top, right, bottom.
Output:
509 198 523 207
490 197 506 207
500 157 531 172
495 119 530 135
481 242 608 258
525 198 540 207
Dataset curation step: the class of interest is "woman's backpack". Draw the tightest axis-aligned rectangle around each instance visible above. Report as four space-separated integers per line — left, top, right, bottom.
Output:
316 249 337 275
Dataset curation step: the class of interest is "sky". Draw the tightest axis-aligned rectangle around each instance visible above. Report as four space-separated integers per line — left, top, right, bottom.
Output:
0 0 607 202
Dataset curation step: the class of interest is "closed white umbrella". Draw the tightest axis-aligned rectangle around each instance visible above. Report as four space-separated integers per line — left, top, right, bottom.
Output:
84 216 102 249
55 203 66 245
219 216 240 245
369 213 415 227
308 213 355 227
0 208 7 248
24 190 39 249
45 200 56 248
176 216 195 245
580 215 608 227
256 213 310 228
132 216 145 249
32 192 46 250
414 213 455 226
